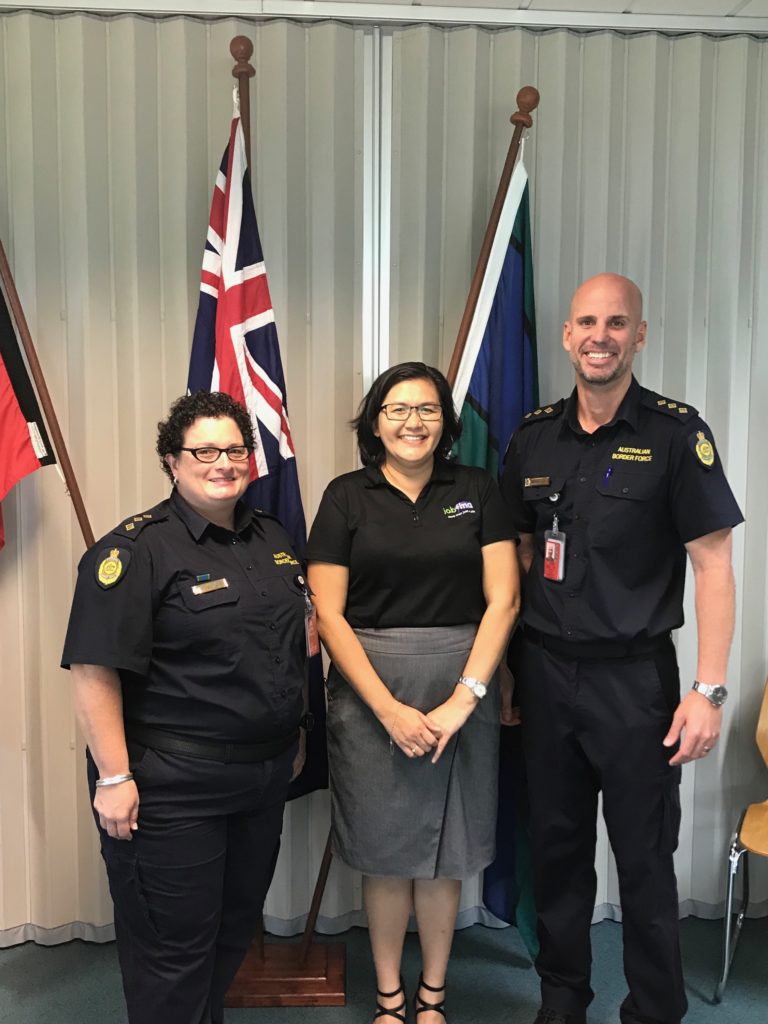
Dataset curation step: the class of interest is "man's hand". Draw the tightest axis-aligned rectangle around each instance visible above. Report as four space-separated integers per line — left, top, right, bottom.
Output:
663 690 722 765
94 780 139 840
499 661 521 727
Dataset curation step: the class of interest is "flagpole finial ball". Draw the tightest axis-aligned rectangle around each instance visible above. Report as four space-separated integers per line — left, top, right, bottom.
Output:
511 86 540 129
230 35 255 77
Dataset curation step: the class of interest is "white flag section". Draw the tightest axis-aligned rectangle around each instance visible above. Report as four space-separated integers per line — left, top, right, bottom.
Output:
452 159 528 415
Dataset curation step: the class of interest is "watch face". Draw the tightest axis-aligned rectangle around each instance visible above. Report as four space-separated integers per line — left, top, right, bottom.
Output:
475 683 487 698
711 686 728 706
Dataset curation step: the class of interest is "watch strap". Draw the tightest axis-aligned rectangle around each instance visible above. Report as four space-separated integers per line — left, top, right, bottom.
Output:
692 680 728 706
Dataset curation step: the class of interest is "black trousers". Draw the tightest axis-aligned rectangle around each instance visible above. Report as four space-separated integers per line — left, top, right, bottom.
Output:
87 740 295 1024
512 636 687 1024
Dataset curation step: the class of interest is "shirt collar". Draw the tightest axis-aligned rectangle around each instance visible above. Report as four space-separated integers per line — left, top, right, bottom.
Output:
561 376 641 437
363 459 456 488
170 488 252 540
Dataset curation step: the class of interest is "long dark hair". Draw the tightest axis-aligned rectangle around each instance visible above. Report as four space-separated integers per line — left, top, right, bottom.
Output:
352 361 461 466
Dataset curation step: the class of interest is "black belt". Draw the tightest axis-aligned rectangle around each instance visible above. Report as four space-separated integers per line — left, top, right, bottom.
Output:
521 625 671 660
125 723 299 764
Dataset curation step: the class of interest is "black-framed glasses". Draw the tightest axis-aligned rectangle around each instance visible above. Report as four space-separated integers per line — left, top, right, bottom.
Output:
179 445 252 463
380 403 443 422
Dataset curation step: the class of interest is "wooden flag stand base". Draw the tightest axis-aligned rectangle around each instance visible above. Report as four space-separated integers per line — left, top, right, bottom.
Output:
225 830 346 1007
225 939 346 1007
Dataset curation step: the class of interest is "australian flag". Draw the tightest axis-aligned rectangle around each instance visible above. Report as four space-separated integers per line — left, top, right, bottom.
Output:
188 106 327 798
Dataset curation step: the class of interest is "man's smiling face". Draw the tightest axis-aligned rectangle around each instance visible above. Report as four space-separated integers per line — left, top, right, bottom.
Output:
563 273 647 388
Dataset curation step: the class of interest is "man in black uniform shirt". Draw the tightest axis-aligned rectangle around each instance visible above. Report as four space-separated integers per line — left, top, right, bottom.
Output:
501 274 743 1024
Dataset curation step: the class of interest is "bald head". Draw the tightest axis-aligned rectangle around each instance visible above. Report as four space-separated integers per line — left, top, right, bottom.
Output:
569 273 643 322
563 273 647 390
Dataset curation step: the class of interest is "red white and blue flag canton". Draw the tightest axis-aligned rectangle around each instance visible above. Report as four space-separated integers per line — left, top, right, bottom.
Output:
187 112 305 549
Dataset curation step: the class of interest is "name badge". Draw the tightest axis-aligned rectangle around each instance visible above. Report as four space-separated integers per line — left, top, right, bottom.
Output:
191 578 229 596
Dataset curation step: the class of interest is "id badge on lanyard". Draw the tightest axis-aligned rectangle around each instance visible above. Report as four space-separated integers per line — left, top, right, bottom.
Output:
543 514 566 582
295 574 321 657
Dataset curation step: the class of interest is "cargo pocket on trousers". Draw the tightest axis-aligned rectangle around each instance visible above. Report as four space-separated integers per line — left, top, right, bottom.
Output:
101 839 160 942
659 767 682 855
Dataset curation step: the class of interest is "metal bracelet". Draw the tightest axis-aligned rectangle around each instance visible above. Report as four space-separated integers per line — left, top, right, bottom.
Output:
95 772 134 788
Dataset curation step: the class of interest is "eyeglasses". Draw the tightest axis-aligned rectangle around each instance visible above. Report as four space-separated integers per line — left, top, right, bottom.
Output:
179 445 252 463
379 403 443 422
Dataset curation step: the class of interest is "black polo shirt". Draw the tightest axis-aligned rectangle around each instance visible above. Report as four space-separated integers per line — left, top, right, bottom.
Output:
501 377 743 643
61 489 306 743
306 461 515 628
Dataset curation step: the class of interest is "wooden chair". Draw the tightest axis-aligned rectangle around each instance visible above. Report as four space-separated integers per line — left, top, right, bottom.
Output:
713 677 768 1002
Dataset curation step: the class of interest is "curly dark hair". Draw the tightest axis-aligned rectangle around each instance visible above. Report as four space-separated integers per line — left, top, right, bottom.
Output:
352 361 461 466
156 392 255 481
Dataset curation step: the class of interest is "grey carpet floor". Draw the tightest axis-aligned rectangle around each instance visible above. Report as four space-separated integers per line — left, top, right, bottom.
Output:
0 917 765 1023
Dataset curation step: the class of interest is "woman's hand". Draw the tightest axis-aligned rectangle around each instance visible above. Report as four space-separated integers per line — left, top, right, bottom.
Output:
382 701 442 758
426 689 477 764
94 780 140 841
291 731 307 781
499 661 521 727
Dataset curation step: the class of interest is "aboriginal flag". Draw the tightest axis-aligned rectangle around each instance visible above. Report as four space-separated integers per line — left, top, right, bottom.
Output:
0 280 55 549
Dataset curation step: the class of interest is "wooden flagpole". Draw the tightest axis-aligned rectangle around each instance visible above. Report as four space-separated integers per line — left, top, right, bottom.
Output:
224 37 345 1008
0 238 95 549
446 86 540 388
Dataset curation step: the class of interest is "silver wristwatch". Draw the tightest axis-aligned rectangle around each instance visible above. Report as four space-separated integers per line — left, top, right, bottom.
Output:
692 681 728 707
458 675 487 700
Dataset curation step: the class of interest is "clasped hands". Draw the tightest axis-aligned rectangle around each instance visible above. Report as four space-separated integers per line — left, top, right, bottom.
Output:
383 691 476 764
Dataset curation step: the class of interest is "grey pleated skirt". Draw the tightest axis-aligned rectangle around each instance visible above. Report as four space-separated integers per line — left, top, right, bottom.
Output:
326 624 499 879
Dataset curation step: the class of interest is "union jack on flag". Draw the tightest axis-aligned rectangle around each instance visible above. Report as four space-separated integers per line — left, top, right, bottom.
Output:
187 108 305 549
187 103 327 798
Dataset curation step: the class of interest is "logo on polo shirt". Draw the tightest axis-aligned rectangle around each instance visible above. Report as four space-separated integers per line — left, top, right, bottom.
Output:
442 500 475 519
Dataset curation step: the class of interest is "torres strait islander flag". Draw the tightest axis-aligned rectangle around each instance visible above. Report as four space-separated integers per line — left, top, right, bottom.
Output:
450 156 539 959
187 103 327 798
0 280 55 549
451 158 538 478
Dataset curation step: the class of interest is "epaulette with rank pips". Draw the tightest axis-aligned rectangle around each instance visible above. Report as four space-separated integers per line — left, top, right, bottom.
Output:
519 398 565 427
642 391 698 423
114 501 169 540
251 507 284 526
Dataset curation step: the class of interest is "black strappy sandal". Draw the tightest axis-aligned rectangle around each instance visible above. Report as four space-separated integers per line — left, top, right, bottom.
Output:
373 980 408 1023
414 973 446 1020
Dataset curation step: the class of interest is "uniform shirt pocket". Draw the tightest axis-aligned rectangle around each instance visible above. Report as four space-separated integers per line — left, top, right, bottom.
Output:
160 579 244 659
523 475 566 506
596 469 663 501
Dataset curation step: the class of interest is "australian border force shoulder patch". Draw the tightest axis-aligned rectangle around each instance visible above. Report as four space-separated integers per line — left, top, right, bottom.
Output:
690 429 716 470
95 546 131 588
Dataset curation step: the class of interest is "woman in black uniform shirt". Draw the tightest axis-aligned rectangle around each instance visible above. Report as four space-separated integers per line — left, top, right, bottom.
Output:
307 363 519 1023
62 392 307 1024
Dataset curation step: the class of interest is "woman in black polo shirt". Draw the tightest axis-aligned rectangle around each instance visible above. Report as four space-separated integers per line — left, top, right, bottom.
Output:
307 362 519 1023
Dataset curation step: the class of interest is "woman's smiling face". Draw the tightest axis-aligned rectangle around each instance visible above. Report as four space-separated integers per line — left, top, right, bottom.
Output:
374 378 444 473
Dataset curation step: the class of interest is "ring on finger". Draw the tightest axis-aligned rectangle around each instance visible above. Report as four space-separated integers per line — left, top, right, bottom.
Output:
411 746 418 755
702 746 712 753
